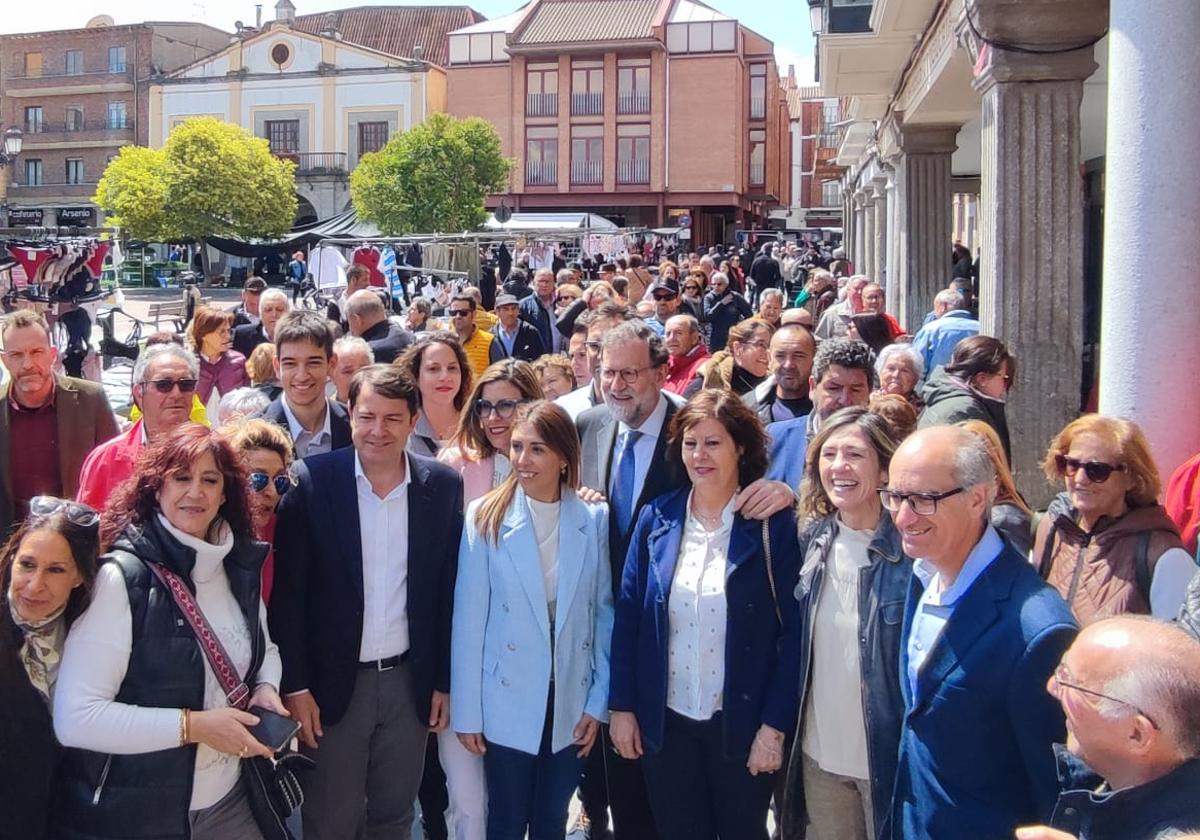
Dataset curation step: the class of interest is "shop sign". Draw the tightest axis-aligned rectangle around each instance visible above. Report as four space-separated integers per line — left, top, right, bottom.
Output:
7 208 43 226
57 207 96 225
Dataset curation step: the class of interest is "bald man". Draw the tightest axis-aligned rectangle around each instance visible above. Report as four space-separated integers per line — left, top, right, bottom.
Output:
345 289 413 364
886 426 1077 840
1015 617 1200 840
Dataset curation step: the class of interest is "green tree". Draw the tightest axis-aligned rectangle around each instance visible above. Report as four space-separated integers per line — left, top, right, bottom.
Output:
94 117 297 277
351 113 510 235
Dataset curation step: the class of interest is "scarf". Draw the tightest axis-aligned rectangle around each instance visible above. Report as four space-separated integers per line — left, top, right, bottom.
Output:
9 598 67 706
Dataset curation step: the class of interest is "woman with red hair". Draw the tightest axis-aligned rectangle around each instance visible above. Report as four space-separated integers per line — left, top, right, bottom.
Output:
53 424 286 840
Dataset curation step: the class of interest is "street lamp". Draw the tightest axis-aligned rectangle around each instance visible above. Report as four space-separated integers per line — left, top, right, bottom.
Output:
808 0 825 35
1 126 21 162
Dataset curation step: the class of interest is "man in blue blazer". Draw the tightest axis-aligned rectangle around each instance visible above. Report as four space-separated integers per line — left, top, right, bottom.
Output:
883 426 1078 840
269 364 464 840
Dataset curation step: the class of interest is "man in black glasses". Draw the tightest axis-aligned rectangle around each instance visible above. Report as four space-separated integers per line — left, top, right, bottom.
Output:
883 425 1077 840
0 310 118 534
1019 616 1200 840
78 343 198 509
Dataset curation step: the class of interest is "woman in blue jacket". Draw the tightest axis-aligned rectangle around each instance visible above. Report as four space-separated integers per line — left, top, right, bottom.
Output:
609 389 802 839
451 399 614 840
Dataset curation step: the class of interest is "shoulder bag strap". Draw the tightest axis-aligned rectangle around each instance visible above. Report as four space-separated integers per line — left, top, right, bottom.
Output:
1135 530 1153 606
761 519 782 626
146 562 252 710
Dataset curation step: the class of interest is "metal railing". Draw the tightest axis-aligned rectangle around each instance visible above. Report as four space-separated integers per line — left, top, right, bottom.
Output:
571 159 602 185
617 158 649 185
749 163 765 186
24 118 133 135
273 151 347 173
11 178 99 188
817 128 844 148
617 91 650 114
525 161 557 186
9 63 129 80
571 92 603 115
526 93 558 117
750 96 766 119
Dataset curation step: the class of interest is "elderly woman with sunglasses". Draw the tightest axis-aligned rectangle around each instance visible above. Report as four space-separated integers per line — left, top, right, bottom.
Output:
54 424 285 840
0 496 100 840
1033 415 1193 624
220 419 295 605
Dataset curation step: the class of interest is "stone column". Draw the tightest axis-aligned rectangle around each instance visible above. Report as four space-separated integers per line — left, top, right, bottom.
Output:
885 171 900 312
861 191 876 282
852 191 869 273
1099 0 1200 479
871 175 889 284
842 189 854 262
964 20 1100 502
892 124 957 332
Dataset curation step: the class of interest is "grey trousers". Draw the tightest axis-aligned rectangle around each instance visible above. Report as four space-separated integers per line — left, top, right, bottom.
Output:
190 782 264 840
801 752 875 840
301 662 429 840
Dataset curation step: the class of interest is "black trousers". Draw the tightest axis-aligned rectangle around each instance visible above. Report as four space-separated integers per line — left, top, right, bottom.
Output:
579 724 659 840
641 711 773 840
418 733 449 840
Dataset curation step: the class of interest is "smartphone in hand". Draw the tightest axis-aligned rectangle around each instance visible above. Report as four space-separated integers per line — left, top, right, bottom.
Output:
247 706 302 754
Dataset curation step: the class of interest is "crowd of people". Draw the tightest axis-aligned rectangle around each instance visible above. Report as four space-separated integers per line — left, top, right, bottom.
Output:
2 242 1200 840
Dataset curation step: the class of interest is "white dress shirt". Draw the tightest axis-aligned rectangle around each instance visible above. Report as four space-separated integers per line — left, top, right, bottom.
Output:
356 451 412 661
609 393 669 509
666 494 734 721
280 394 333 458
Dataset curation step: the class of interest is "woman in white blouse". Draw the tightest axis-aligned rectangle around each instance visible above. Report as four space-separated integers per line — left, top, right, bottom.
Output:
609 389 802 839
452 400 613 839
53 424 286 840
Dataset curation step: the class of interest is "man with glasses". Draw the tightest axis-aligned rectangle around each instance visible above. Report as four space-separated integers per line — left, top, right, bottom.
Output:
77 343 198 509
642 277 681 338
557 304 636 422
702 272 752 352
0 310 118 533
1016 616 1200 840
883 425 1077 840
492 293 544 362
448 294 503 379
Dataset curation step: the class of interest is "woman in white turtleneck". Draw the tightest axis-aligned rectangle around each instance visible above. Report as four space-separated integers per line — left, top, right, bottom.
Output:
53 425 285 840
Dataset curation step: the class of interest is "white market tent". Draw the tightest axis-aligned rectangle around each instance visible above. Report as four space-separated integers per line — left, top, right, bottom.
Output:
483 212 619 232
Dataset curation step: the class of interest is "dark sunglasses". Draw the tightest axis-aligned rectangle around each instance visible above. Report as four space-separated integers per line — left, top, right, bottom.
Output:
555 295 578 304
29 495 100 528
248 471 294 495
473 398 524 419
144 378 198 394
653 293 677 301
1055 455 1126 484
449 309 472 317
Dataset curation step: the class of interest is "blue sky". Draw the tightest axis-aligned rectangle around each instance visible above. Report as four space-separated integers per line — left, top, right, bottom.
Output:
2 0 816 80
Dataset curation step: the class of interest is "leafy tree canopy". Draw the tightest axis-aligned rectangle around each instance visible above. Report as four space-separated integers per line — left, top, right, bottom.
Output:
351 113 510 235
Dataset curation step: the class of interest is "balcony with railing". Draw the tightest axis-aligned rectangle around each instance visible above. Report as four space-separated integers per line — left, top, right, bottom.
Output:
617 92 650 115
571 159 602 186
617 158 649 185
525 161 557 187
7 63 132 88
273 151 347 175
571 92 603 116
526 93 558 117
817 127 845 150
8 179 99 199
23 118 135 143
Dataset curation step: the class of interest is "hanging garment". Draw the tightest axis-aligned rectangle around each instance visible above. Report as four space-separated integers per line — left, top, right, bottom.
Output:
309 245 349 289
352 246 386 287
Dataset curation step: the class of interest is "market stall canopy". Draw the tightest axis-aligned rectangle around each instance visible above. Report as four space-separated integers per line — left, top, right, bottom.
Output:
206 210 382 257
484 212 618 231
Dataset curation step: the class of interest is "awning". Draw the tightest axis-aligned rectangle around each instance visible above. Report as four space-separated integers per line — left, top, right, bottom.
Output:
483 212 618 231
206 210 383 257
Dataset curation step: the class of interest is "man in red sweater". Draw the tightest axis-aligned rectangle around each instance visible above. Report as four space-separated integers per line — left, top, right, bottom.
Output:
662 314 709 398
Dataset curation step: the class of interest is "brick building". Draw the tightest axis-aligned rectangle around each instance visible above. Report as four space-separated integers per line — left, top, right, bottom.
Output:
781 79 845 232
445 0 791 246
0 18 230 227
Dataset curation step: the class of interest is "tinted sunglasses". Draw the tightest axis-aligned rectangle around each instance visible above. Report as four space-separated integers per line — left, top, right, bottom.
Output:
29 495 100 528
653 293 677 301
473 398 524 419
248 472 295 495
1055 455 1126 483
144 378 198 394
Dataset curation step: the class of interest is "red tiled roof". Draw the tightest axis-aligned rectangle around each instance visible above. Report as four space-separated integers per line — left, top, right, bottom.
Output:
513 0 659 45
292 5 485 67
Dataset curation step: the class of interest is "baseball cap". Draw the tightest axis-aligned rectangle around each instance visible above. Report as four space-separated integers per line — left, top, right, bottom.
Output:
494 293 520 307
649 277 680 297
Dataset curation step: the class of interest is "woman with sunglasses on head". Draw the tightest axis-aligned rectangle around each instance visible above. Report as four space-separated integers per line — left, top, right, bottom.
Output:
398 333 473 458
452 400 613 840
0 497 100 840
918 335 1015 464
54 424 285 840
220 419 295 605
1033 414 1193 623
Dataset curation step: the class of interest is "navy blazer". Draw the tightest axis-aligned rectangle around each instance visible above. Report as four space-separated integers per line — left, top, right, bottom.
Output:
886 541 1078 840
493 319 545 362
765 413 811 493
609 486 803 759
262 396 353 456
268 447 464 727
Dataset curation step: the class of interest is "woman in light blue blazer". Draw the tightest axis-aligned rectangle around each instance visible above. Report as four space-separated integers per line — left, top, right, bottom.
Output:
452 399 614 840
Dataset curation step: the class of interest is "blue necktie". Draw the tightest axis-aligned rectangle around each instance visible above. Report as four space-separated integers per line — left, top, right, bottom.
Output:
611 430 642 535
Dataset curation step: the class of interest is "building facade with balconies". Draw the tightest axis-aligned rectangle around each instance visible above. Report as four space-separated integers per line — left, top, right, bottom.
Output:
445 0 791 246
149 2 483 223
0 18 230 227
780 73 845 233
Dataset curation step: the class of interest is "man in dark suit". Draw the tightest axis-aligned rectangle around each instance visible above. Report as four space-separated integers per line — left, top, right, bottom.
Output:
270 363 464 840
0 309 118 533
519 267 560 353
231 276 267 328
884 425 1077 840
345 289 414 364
232 286 291 357
576 320 795 840
492 293 544 361
262 311 352 457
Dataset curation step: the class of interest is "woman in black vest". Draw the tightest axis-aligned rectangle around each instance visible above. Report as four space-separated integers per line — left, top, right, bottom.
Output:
53 424 285 840
0 497 100 840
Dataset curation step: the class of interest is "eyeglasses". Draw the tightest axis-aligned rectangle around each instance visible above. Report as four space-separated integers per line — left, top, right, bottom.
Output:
143 378 199 394
740 339 770 352
879 487 966 516
600 366 654 385
683 285 700 293
555 296 578 304
448 309 472 318
248 471 295 496
1055 455 1125 483
473 398 524 419
1051 663 1159 730
653 293 677 302
28 496 100 528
